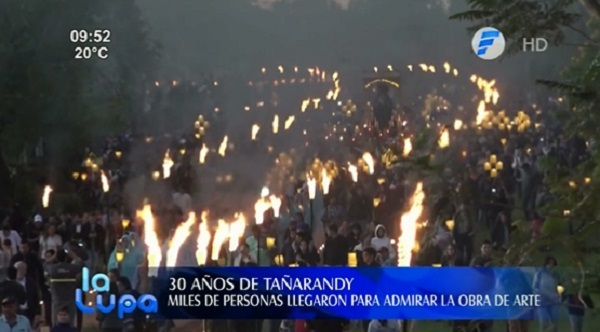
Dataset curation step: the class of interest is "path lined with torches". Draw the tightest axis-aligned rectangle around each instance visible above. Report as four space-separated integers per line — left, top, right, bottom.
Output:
48 60 539 273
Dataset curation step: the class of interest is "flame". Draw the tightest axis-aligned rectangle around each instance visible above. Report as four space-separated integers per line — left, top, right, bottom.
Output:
362 152 375 174
307 173 317 199
199 144 209 164
475 77 500 105
140 204 162 276
228 213 246 252
321 168 331 195
196 211 211 265
162 150 174 178
453 119 463 130
269 195 282 218
42 185 53 208
251 124 260 140
278 65 284 73
218 136 228 156
101 171 110 193
476 100 487 125
312 98 321 109
398 182 425 266
403 138 412 157
438 128 450 148
443 62 450 73
261 186 269 198
211 219 230 261
301 99 310 112
166 212 196 267
272 114 279 134
348 163 358 182
284 116 295 129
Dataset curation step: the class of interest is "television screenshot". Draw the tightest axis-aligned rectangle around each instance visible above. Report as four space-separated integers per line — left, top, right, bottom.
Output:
0 0 599 332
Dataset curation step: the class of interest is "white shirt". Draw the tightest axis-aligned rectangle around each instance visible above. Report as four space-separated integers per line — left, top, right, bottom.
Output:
39 235 63 257
0 231 21 252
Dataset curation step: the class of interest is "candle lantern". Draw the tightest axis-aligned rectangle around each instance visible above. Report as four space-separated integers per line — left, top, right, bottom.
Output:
72 172 80 180
274 254 284 266
445 219 455 231
266 237 276 249
432 264 442 267
115 151 122 158
483 162 491 171
151 171 160 181
122 219 130 230
490 169 498 178
557 285 564 296
348 252 358 267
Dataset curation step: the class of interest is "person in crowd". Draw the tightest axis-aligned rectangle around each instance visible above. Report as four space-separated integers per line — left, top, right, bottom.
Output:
347 187 373 224
533 256 560 332
10 243 44 288
68 215 90 247
39 224 63 258
0 296 32 332
470 240 493 267
23 215 43 253
325 197 346 224
345 223 362 251
12 261 40 326
376 247 393 266
294 239 319 266
367 319 401 332
281 228 298 265
96 282 121 332
441 244 464 267
0 240 13 274
362 247 379 267
0 222 21 253
452 203 473 264
322 224 347 266
51 306 77 332
234 243 256 266
563 279 594 332
116 276 144 332
490 211 512 250
370 225 395 259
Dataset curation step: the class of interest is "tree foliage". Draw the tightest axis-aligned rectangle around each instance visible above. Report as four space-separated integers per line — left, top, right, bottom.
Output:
452 0 600 295
0 0 159 205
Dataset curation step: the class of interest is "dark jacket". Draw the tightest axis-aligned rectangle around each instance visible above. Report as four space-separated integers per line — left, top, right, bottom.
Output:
51 323 78 332
322 235 348 266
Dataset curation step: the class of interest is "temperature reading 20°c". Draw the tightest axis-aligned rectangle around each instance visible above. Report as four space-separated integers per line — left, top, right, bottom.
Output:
74 46 108 60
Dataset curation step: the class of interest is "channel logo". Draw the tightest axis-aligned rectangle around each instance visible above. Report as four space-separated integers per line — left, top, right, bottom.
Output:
471 27 505 60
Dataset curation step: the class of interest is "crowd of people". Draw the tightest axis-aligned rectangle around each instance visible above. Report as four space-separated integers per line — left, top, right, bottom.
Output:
0 79 597 332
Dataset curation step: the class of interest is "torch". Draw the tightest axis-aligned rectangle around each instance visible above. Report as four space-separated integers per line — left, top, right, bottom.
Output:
307 174 317 229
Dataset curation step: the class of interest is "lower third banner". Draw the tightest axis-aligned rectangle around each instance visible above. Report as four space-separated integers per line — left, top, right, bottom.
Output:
152 267 548 320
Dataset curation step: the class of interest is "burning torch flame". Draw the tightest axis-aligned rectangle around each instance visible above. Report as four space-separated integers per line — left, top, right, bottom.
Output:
166 212 196 267
438 128 450 148
453 119 463 130
476 100 487 125
403 138 412 157
398 182 425 266
284 116 295 130
321 168 331 195
199 144 209 164
348 163 358 182
307 173 317 200
140 204 162 276
272 115 279 134
251 124 260 140
218 136 228 156
162 150 174 179
228 213 246 252
196 211 211 266
42 185 53 208
212 219 229 261
270 195 281 218
301 99 310 112
101 171 110 193
362 152 375 174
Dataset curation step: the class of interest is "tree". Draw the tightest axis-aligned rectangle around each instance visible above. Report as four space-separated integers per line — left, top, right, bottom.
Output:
0 0 158 207
451 0 600 311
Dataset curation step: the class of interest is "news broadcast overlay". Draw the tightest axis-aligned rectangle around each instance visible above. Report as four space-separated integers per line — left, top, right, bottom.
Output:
135 267 548 320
